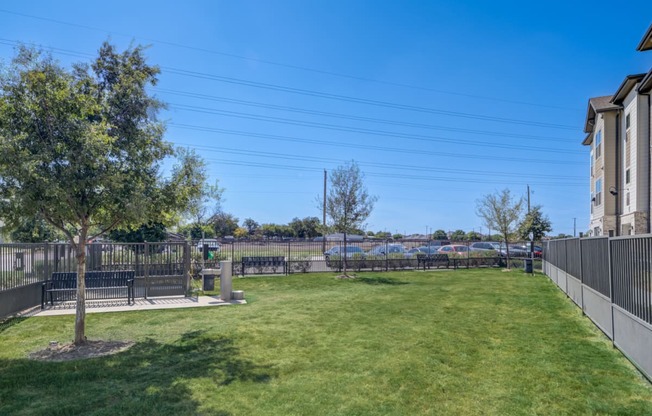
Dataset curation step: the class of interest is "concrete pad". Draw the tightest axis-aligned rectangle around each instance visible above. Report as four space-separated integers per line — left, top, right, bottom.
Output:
32 296 246 317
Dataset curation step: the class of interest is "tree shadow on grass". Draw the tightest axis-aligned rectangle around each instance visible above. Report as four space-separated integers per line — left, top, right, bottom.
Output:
0 330 275 415
352 276 409 286
0 316 27 334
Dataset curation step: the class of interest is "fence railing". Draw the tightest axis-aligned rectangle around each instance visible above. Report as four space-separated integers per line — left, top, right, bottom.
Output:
0 241 191 318
543 235 652 382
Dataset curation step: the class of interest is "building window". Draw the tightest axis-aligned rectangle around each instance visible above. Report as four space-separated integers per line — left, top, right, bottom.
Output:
595 130 602 159
626 169 630 184
595 178 602 206
590 151 594 176
626 192 630 206
626 113 631 130
625 130 631 168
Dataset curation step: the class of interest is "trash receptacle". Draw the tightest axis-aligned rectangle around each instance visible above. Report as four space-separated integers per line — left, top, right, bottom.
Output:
202 268 219 291
523 258 533 273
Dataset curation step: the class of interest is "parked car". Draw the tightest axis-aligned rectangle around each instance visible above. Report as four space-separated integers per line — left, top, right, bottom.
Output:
367 244 411 257
410 246 440 255
324 245 365 260
197 239 221 252
500 245 529 257
438 245 469 254
469 242 498 252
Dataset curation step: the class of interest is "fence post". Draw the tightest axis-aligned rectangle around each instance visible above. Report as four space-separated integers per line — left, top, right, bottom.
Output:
564 239 569 297
184 241 191 295
231 242 235 262
385 239 388 272
144 242 149 299
608 238 615 346
578 238 585 316
287 241 291 275
43 242 49 283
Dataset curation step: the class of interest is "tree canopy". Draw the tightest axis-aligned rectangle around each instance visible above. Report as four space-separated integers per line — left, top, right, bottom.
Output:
518 205 552 241
324 161 377 235
0 43 205 343
476 189 524 261
432 229 448 240
323 161 376 275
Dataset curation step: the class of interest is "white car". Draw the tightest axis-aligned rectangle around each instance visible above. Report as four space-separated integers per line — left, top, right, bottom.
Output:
197 239 221 252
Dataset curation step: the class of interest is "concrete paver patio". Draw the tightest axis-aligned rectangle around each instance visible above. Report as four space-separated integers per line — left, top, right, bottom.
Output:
30 296 246 317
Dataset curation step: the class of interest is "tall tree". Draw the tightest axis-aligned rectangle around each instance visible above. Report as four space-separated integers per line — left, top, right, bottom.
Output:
210 212 239 237
181 148 223 239
0 44 204 344
476 189 524 263
109 222 167 243
242 218 260 236
432 229 448 240
323 161 377 276
518 205 552 242
9 216 62 243
466 231 482 241
450 229 466 241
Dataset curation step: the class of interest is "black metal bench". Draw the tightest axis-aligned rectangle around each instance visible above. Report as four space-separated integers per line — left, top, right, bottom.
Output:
41 270 135 309
241 256 286 276
417 254 449 270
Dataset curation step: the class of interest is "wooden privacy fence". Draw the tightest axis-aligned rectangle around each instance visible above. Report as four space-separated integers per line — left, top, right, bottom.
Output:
543 236 652 382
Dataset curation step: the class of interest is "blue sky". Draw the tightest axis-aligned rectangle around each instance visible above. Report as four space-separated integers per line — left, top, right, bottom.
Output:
1 1 650 236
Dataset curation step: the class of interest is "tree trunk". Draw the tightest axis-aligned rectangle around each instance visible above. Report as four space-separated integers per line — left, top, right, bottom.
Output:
74 229 88 345
343 231 348 276
504 237 511 268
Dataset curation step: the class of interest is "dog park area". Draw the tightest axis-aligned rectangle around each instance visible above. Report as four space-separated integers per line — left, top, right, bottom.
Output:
1 268 651 415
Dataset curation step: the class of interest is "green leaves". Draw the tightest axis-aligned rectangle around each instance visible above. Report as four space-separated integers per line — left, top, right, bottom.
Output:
0 43 202 241
325 160 377 234
518 205 552 241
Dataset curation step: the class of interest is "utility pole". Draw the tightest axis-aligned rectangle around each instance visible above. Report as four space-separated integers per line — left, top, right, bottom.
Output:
322 169 327 253
527 185 533 259
573 218 577 237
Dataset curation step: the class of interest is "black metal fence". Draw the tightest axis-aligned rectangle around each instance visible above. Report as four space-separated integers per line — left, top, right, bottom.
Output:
0 242 191 318
543 235 652 382
580 237 610 297
2 238 539 318
610 236 652 324
544 236 651 325
188 239 538 276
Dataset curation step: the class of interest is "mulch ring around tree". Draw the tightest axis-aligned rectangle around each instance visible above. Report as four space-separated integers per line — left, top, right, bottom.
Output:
29 340 134 362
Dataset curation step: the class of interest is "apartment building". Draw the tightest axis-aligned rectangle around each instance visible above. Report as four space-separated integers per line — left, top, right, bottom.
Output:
584 24 652 236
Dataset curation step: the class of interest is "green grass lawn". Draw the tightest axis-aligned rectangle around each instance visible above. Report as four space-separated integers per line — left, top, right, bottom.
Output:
1 269 651 415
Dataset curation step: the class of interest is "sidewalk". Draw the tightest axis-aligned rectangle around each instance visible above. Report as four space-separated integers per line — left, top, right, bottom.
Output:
31 295 246 317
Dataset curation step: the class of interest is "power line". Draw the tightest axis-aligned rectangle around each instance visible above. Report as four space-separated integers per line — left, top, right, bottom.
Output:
156 88 574 143
192 156 585 187
0 38 583 131
168 123 582 165
169 103 582 154
0 9 583 112
179 142 583 181
163 67 580 130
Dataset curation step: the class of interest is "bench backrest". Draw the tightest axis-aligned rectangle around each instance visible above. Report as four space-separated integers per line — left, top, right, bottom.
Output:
49 270 135 288
242 256 286 265
420 254 449 262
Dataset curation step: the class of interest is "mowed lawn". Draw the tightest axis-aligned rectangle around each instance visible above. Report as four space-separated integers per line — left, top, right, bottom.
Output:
1 270 651 415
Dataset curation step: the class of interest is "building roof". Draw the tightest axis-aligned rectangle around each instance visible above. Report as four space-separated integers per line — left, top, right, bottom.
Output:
637 24 652 51
611 74 647 105
584 95 619 134
639 70 652 94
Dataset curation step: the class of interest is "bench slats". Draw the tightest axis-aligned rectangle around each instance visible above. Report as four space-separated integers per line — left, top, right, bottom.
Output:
42 270 135 309
241 256 286 276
